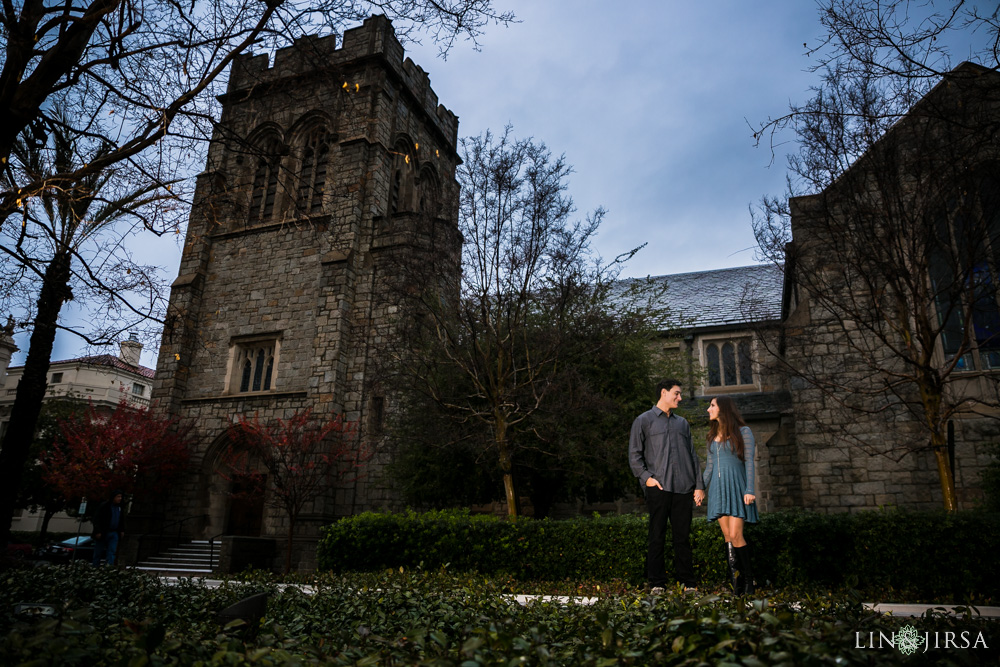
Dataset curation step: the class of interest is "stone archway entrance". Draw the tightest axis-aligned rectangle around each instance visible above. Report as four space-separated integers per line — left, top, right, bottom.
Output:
203 434 267 539
226 476 266 536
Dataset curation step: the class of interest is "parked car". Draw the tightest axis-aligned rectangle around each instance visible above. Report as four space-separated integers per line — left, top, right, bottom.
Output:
36 536 95 563
6 539 33 560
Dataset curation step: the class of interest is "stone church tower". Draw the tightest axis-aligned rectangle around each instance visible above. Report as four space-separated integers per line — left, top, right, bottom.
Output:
149 16 460 570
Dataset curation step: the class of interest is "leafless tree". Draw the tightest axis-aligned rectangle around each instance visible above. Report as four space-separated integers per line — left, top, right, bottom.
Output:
751 0 1000 510
0 0 514 546
397 126 667 518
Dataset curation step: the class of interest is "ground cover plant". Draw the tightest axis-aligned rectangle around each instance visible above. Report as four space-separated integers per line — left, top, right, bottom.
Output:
319 508 1000 604
1 565 996 665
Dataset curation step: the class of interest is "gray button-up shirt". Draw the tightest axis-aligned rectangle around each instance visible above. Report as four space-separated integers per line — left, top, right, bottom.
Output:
628 406 704 493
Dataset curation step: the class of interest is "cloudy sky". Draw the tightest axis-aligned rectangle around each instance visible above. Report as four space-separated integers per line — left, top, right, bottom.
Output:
401 0 825 277
5 1 867 366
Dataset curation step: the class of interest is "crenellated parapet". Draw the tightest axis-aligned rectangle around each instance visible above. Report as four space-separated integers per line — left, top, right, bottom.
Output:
226 15 458 149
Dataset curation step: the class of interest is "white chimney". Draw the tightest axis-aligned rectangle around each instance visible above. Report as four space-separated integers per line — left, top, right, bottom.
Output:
119 332 143 367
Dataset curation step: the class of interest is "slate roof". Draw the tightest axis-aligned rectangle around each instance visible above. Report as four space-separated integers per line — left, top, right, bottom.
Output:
621 264 784 330
8 354 156 379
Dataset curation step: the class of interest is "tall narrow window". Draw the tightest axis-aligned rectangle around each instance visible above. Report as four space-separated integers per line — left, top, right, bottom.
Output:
738 339 753 384
240 358 252 392
298 129 329 214
930 166 1000 371
369 396 385 435
707 344 721 387
389 169 402 214
722 343 737 385
248 138 281 224
252 348 266 391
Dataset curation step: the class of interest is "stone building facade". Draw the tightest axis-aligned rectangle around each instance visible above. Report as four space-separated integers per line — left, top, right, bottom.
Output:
773 63 1000 512
149 16 461 570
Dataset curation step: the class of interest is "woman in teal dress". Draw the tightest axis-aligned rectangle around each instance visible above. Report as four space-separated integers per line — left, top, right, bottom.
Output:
703 396 758 594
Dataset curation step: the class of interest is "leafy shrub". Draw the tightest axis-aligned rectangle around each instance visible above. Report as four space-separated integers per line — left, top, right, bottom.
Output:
319 508 1000 602
1 566 996 665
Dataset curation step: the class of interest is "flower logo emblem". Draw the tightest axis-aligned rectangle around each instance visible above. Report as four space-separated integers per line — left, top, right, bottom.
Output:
896 625 924 656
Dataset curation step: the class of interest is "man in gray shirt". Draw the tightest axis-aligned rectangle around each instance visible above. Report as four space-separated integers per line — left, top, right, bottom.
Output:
629 379 705 592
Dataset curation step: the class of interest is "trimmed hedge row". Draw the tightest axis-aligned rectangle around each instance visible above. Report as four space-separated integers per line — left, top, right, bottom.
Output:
317 508 1000 602
4 566 997 665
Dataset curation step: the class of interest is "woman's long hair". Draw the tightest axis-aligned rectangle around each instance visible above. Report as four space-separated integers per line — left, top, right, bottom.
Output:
706 396 747 461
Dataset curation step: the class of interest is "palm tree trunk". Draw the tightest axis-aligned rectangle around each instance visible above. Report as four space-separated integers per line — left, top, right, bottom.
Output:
0 249 73 546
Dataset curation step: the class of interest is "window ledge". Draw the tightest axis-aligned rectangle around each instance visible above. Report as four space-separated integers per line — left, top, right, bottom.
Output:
181 390 308 405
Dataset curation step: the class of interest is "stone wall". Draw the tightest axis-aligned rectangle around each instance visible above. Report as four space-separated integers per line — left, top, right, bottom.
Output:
148 16 461 565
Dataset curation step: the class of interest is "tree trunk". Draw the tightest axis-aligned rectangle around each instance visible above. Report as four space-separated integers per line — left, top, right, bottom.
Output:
931 431 957 511
39 506 57 543
496 419 519 518
0 250 73 546
285 515 295 574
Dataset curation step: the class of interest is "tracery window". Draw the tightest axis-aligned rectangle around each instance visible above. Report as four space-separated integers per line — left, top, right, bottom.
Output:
388 140 415 214
705 338 754 388
298 129 330 214
248 138 282 224
229 339 279 394
930 165 1000 371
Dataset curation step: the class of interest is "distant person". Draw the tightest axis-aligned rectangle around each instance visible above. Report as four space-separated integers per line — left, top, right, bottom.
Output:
92 490 127 566
629 379 705 593
703 396 758 594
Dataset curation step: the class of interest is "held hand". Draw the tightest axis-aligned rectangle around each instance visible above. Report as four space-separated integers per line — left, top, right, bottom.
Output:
645 477 663 490
744 494 756 505
693 489 706 506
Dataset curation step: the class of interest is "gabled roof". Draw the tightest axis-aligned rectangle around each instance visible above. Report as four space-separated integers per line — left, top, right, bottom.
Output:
8 354 155 380
625 264 784 329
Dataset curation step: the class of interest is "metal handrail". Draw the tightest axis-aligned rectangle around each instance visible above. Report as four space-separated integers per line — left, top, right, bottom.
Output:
208 532 225 571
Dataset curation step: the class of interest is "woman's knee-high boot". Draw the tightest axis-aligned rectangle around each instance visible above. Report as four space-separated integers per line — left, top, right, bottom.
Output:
725 542 742 593
734 544 755 595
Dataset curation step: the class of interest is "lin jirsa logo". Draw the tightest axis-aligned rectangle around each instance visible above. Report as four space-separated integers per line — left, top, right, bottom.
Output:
855 624 989 655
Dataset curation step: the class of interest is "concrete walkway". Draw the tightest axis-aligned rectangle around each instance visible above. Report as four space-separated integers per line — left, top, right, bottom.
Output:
864 602 1000 619
155 576 1000 617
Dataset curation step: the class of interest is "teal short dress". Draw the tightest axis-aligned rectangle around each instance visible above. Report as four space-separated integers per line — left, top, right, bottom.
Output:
702 425 759 523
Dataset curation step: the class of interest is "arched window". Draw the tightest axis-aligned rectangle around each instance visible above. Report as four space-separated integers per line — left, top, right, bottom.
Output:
738 339 753 384
240 359 252 392
707 344 721 387
706 338 754 388
930 164 1000 370
418 168 439 216
298 128 330 214
722 343 737 385
388 140 415 214
248 137 282 224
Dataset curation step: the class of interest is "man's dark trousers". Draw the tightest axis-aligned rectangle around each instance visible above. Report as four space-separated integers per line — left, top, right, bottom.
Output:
645 487 696 587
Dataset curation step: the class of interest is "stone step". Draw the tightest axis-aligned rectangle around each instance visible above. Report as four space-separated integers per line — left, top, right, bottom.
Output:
136 540 219 574
144 556 216 565
134 565 214 576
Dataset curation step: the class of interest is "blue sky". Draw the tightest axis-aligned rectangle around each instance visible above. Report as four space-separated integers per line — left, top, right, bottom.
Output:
7 1 855 367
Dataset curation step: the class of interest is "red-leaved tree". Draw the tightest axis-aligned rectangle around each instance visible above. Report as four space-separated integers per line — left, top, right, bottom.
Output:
43 398 192 503
222 409 367 572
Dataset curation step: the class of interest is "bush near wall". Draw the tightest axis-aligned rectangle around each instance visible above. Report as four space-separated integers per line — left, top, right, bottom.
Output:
318 508 1000 602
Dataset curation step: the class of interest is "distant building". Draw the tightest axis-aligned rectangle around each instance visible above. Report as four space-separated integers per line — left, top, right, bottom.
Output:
0 329 154 532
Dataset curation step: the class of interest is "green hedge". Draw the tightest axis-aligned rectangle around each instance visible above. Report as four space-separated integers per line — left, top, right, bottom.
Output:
318 508 1000 602
4 566 997 665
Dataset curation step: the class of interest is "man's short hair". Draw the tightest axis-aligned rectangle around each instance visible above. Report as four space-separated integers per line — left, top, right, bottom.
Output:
656 378 682 402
